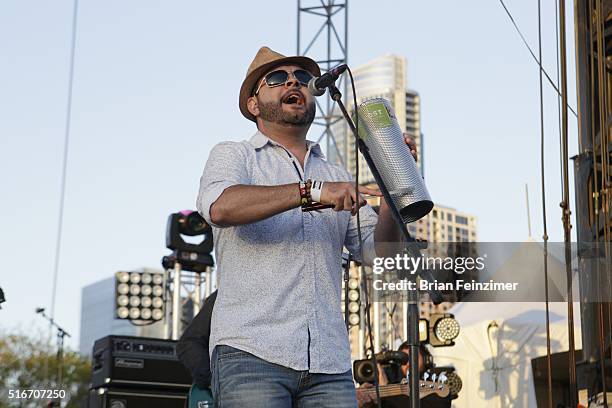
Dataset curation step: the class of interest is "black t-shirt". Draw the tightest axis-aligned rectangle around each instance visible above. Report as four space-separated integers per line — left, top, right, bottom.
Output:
373 394 452 408
176 290 217 389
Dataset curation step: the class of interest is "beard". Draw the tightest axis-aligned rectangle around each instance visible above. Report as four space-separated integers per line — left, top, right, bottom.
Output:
258 99 316 126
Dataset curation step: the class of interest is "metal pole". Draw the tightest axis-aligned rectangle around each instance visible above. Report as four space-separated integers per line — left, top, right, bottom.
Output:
163 268 170 339
172 262 182 340
205 266 213 298
373 299 381 353
194 272 202 316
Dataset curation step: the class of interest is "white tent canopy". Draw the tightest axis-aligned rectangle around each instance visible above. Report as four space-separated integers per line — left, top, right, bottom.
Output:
430 302 582 407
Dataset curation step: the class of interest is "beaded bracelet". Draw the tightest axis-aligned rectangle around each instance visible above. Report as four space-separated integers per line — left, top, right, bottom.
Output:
299 180 312 206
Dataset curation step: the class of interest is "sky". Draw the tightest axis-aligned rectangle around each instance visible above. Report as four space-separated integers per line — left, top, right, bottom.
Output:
0 0 579 351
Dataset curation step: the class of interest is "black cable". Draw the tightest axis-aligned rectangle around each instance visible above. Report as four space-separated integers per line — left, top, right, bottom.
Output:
497 0 578 118
347 66 382 408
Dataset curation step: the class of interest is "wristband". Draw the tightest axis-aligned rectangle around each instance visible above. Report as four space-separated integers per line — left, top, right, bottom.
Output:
310 180 324 203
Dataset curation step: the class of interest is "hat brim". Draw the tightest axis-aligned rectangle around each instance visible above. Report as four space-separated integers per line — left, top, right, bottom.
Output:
239 56 321 122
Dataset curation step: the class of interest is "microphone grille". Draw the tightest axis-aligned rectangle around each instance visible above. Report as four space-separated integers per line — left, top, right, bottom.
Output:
307 78 326 96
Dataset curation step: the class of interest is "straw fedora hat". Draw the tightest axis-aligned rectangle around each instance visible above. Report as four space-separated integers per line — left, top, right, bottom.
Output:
239 46 321 122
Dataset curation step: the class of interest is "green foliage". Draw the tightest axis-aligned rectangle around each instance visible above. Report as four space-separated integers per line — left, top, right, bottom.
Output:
0 330 91 408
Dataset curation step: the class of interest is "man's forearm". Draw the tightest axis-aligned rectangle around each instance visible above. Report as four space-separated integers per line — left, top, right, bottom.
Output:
210 183 301 226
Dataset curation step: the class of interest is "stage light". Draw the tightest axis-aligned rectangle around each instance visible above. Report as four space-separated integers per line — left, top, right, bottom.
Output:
140 308 152 320
115 271 165 322
152 297 163 309
182 211 209 236
435 317 460 341
117 307 129 319
152 285 163 297
429 313 460 347
342 273 361 327
446 371 463 398
152 309 164 320
165 210 214 272
129 308 140 319
117 272 130 283
419 318 429 342
141 285 152 296
117 283 129 295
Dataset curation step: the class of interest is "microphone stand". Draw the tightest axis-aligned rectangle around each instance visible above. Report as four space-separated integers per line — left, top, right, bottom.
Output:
36 308 71 407
328 84 442 408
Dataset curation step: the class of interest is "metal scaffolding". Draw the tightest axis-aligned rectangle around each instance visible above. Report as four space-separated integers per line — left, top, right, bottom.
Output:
297 0 348 166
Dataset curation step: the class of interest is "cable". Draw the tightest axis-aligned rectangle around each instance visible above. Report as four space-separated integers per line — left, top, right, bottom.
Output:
497 0 578 118
50 0 79 324
535 0 553 406
46 0 80 387
347 66 382 408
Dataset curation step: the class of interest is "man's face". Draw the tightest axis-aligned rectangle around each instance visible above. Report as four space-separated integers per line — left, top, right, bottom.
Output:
400 348 425 377
250 64 316 126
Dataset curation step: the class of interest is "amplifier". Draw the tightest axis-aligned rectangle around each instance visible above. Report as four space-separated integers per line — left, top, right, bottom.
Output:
91 335 191 390
88 386 187 408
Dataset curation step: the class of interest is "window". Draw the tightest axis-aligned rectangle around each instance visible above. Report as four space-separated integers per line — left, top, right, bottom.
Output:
456 215 468 225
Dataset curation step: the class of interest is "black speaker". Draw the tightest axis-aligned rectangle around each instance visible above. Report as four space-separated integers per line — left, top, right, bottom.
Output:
88 387 187 408
91 335 191 390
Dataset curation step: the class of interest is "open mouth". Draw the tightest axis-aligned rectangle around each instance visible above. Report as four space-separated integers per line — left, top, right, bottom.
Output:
282 92 305 106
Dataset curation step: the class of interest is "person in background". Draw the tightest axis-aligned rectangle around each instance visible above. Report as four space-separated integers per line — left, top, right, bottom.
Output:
356 343 451 408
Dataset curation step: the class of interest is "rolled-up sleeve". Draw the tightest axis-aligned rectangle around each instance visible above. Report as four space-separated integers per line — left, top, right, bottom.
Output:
344 204 378 266
196 142 250 228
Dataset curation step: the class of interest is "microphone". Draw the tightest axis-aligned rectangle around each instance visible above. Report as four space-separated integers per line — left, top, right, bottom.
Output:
307 64 348 96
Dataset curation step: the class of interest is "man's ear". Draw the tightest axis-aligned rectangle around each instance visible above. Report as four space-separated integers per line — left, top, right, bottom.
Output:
247 96 260 117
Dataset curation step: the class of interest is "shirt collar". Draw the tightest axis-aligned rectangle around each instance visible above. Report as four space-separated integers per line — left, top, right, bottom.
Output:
248 131 325 159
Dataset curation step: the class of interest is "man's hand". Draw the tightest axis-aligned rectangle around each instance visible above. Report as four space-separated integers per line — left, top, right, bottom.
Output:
355 364 389 407
404 132 418 162
319 182 381 215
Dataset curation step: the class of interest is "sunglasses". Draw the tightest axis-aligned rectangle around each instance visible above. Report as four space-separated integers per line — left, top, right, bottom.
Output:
253 69 314 96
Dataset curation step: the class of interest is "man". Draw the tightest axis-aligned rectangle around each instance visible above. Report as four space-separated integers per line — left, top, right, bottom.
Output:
177 291 218 404
197 46 417 408
357 343 451 408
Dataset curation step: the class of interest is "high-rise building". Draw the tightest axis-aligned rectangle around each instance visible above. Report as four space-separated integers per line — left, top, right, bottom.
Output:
408 204 478 243
79 271 165 356
331 55 423 180
335 55 477 356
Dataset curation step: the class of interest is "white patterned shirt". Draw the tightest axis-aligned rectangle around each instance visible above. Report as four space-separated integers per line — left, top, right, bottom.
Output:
196 131 377 373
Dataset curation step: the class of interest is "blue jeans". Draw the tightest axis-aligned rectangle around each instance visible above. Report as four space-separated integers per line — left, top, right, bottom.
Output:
211 345 358 408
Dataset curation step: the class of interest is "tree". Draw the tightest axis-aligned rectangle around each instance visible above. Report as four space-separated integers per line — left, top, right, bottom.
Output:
0 330 91 408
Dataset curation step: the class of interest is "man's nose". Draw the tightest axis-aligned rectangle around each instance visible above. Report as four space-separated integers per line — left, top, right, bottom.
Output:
284 73 301 88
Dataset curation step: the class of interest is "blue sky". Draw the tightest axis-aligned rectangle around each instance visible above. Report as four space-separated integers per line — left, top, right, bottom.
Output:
0 1 578 349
